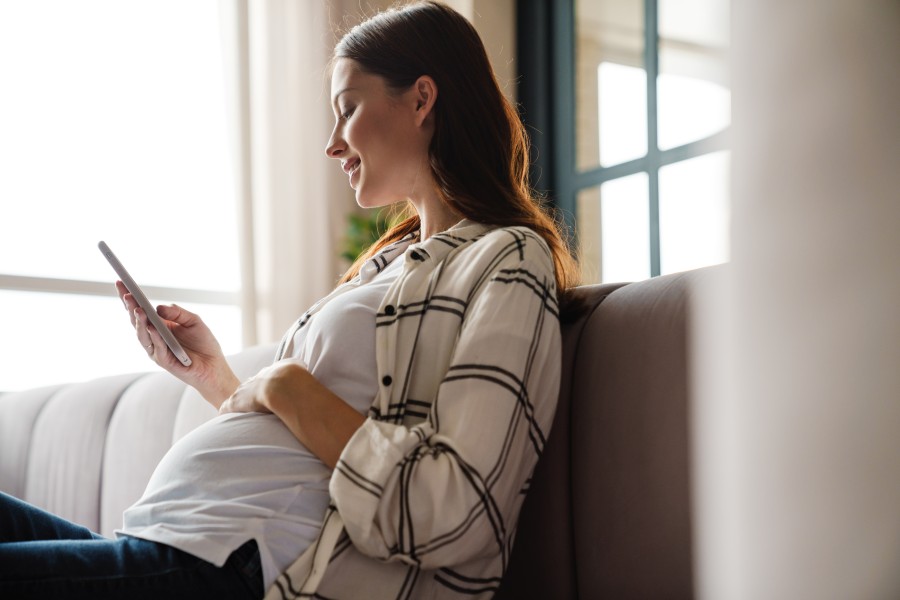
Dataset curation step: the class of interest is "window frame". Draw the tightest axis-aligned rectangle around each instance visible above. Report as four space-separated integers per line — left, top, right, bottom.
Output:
517 0 729 278
0 275 238 307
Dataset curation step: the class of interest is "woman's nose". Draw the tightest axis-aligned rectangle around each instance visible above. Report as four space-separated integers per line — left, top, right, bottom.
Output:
325 130 345 158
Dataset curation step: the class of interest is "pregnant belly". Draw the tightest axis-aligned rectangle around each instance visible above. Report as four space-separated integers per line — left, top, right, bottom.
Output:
119 412 333 592
135 412 332 507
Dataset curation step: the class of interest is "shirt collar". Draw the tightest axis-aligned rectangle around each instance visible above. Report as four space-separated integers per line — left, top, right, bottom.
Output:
358 232 417 283
359 219 493 281
406 219 493 264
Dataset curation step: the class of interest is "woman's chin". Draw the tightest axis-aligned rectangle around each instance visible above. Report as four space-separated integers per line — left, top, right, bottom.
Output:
354 191 373 209
356 197 384 210
355 190 395 210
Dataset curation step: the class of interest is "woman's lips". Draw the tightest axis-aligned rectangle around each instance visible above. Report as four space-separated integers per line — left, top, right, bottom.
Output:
347 160 360 188
343 159 360 190
342 157 360 175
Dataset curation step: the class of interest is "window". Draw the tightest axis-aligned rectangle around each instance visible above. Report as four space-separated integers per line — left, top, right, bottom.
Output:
518 0 730 283
0 1 242 391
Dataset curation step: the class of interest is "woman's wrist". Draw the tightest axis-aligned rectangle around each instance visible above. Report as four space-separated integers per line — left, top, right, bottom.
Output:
201 368 242 408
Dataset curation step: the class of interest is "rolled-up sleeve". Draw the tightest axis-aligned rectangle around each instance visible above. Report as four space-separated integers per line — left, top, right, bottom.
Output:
329 234 561 570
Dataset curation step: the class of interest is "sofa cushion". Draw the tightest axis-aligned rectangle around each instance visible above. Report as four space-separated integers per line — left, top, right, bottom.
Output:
25 373 143 532
571 270 701 598
100 372 190 536
0 384 65 500
499 268 714 598
497 282 626 599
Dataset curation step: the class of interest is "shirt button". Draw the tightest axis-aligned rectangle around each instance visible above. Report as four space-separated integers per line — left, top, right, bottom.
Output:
384 305 396 316
382 375 393 386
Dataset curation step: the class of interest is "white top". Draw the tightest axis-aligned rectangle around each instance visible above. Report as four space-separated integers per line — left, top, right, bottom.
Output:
117 255 404 590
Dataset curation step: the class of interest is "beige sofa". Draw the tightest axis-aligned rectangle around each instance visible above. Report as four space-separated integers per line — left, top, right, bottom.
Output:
0 266 712 598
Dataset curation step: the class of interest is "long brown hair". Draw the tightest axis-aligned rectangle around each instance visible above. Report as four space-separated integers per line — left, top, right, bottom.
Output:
334 1 581 316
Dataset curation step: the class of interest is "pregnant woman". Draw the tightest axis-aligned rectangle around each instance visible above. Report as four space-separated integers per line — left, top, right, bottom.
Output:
0 2 580 598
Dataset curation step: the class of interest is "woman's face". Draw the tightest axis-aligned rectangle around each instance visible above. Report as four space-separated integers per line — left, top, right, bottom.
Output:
326 58 432 208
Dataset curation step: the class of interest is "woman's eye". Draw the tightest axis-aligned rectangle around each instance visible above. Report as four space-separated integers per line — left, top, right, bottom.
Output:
341 108 355 120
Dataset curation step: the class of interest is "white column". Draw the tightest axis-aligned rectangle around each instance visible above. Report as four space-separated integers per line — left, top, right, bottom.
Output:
693 1 900 598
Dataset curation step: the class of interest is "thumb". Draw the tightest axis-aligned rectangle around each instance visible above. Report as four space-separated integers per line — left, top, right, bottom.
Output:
157 303 197 325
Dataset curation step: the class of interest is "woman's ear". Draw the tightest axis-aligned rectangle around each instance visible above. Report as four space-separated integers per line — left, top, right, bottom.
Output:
412 75 438 126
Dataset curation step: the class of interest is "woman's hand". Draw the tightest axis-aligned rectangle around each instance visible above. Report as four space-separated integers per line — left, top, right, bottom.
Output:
218 359 307 416
220 359 366 468
116 281 240 407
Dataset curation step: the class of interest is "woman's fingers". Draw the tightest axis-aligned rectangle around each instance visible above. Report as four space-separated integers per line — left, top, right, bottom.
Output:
115 280 128 302
116 282 139 327
120 282 156 361
155 304 222 359
144 318 168 364
126 293 189 367
117 283 184 367
137 308 187 370
133 308 154 356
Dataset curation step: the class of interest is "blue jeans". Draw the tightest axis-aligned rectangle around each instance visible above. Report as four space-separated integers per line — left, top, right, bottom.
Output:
0 491 263 599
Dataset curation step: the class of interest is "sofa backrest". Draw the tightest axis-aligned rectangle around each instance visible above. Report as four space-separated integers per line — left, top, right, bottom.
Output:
0 345 278 537
498 267 712 599
0 266 712 597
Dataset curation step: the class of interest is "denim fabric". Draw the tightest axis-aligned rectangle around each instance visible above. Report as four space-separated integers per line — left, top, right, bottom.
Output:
0 492 263 599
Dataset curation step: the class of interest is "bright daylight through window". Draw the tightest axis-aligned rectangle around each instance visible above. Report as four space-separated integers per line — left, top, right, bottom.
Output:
0 1 241 392
574 0 730 284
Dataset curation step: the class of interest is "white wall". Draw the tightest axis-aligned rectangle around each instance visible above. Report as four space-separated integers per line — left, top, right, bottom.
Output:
693 1 900 598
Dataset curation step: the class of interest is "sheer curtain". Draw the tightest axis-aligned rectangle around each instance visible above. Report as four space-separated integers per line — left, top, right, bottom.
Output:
219 0 375 346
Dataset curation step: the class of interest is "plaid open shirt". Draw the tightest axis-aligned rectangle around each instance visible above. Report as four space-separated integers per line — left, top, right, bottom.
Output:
266 220 562 599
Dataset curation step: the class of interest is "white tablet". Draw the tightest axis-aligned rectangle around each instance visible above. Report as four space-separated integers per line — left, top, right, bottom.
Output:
98 241 192 366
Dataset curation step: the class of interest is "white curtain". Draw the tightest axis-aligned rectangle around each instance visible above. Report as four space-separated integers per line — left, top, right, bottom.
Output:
218 0 377 346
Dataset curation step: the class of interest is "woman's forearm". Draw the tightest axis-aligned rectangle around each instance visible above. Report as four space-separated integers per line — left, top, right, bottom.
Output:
264 362 366 469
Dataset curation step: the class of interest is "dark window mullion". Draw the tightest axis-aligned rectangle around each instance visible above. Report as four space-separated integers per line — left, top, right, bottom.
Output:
551 0 577 239
572 128 730 191
573 155 651 190
658 129 730 167
517 0 554 194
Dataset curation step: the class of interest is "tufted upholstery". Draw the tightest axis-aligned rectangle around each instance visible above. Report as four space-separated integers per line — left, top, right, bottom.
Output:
0 345 277 538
